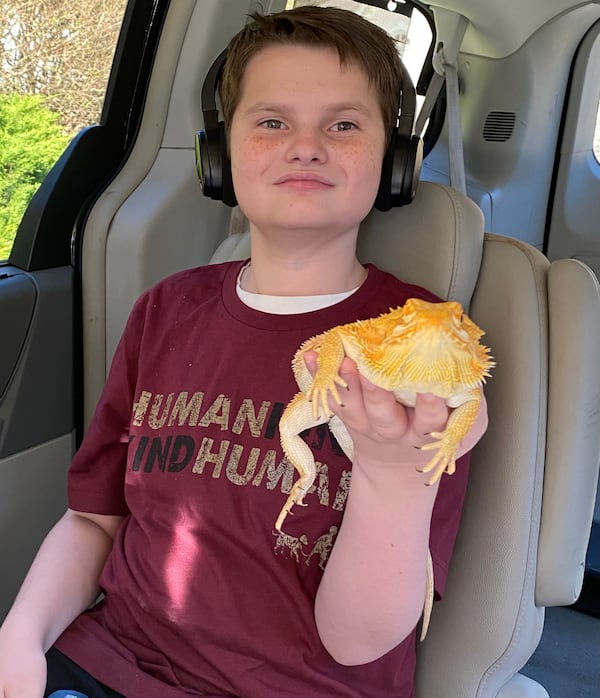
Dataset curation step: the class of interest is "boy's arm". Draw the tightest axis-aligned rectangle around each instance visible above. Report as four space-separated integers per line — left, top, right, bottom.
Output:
0 509 124 695
312 357 487 666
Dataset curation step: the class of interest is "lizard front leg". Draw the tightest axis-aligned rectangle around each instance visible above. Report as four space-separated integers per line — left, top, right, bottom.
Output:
305 330 348 420
419 389 481 485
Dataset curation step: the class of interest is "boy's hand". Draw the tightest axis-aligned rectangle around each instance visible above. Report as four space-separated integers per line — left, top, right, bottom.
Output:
0 631 46 698
303 351 487 476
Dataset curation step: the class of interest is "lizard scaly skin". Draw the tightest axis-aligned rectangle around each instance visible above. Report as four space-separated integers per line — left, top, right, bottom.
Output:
277 297 494 639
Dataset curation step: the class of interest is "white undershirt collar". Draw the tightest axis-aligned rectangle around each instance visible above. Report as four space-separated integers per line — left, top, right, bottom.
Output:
236 263 360 314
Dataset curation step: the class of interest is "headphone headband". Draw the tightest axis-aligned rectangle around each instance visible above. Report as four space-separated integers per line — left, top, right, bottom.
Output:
397 60 417 132
200 48 227 116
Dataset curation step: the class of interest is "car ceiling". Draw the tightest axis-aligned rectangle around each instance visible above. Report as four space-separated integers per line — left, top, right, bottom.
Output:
426 0 600 56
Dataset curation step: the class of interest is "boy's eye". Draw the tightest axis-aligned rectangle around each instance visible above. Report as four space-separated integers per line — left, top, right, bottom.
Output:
332 121 356 132
261 119 284 129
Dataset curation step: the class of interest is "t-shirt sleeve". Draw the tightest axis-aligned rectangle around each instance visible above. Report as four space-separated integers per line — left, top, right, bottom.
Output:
67 292 150 516
429 450 471 599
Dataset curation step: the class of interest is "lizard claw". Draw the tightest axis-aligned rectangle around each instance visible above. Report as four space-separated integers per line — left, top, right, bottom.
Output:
418 435 458 485
306 374 348 420
275 481 311 532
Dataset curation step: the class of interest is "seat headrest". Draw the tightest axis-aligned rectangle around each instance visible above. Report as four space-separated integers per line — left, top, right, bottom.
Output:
356 181 484 308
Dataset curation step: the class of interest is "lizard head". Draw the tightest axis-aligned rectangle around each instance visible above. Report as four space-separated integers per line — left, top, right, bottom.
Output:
398 298 485 344
369 298 495 394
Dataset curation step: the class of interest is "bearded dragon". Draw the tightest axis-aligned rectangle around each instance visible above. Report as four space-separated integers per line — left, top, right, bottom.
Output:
276 297 494 639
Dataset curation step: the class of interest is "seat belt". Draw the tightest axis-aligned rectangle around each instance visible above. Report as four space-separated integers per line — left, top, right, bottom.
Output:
444 60 467 194
415 12 468 195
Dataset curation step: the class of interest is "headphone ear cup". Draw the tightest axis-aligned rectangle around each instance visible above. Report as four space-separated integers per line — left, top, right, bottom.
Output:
195 125 220 199
218 122 237 208
393 134 423 206
374 131 423 211
195 123 237 207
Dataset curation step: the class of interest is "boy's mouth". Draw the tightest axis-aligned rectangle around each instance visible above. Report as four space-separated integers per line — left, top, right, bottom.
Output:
275 173 334 189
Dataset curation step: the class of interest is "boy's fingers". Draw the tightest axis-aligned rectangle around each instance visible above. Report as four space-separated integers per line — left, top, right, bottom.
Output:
303 350 319 375
302 358 449 443
334 358 363 412
357 374 409 434
412 393 449 438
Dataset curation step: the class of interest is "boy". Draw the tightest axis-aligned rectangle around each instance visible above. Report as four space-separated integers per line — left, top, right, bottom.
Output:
0 6 487 697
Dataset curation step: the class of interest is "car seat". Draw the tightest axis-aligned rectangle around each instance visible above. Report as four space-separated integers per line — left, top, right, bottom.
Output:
209 180 600 697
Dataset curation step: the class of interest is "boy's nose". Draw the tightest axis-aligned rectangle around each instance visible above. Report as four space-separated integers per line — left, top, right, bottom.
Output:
286 127 327 164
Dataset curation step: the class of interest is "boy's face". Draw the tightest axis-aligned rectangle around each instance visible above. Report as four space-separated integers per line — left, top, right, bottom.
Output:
229 44 387 241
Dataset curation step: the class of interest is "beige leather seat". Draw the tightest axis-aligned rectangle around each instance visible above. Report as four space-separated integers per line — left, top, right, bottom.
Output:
210 180 600 697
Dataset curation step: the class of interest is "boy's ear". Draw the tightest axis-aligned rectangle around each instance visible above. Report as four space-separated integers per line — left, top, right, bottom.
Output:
195 49 238 207
374 129 423 212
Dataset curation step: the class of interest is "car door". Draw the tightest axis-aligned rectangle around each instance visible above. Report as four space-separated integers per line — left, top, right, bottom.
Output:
545 19 600 270
0 0 171 621
544 17 600 595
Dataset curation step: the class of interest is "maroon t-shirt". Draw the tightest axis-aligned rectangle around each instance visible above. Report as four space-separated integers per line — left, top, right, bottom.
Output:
55 261 470 698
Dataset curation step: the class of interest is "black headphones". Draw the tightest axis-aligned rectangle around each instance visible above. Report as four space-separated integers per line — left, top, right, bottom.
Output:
195 48 423 211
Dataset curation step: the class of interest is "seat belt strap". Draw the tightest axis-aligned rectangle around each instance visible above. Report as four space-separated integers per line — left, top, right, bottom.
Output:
414 66 444 137
415 12 468 194
445 61 467 194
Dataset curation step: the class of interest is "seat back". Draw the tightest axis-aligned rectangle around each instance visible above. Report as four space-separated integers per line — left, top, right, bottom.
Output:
209 180 600 696
417 235 600 697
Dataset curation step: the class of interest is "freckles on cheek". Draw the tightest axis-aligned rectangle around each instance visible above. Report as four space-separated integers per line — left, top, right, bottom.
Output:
249 135 279 155
235 136 279 174
339 141 384 171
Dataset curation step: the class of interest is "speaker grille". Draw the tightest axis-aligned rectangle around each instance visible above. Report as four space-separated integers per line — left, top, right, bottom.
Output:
482 111 516 142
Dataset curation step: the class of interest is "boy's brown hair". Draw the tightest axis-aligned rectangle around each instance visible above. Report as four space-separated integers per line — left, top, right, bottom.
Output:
219 5 403 142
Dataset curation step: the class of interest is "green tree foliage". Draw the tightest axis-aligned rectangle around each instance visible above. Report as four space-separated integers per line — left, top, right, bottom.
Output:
0 94 69 258
0 0 126 259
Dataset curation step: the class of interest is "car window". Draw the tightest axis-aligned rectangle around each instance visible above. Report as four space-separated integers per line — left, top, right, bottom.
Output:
285 0 434 114
0 0 128 261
